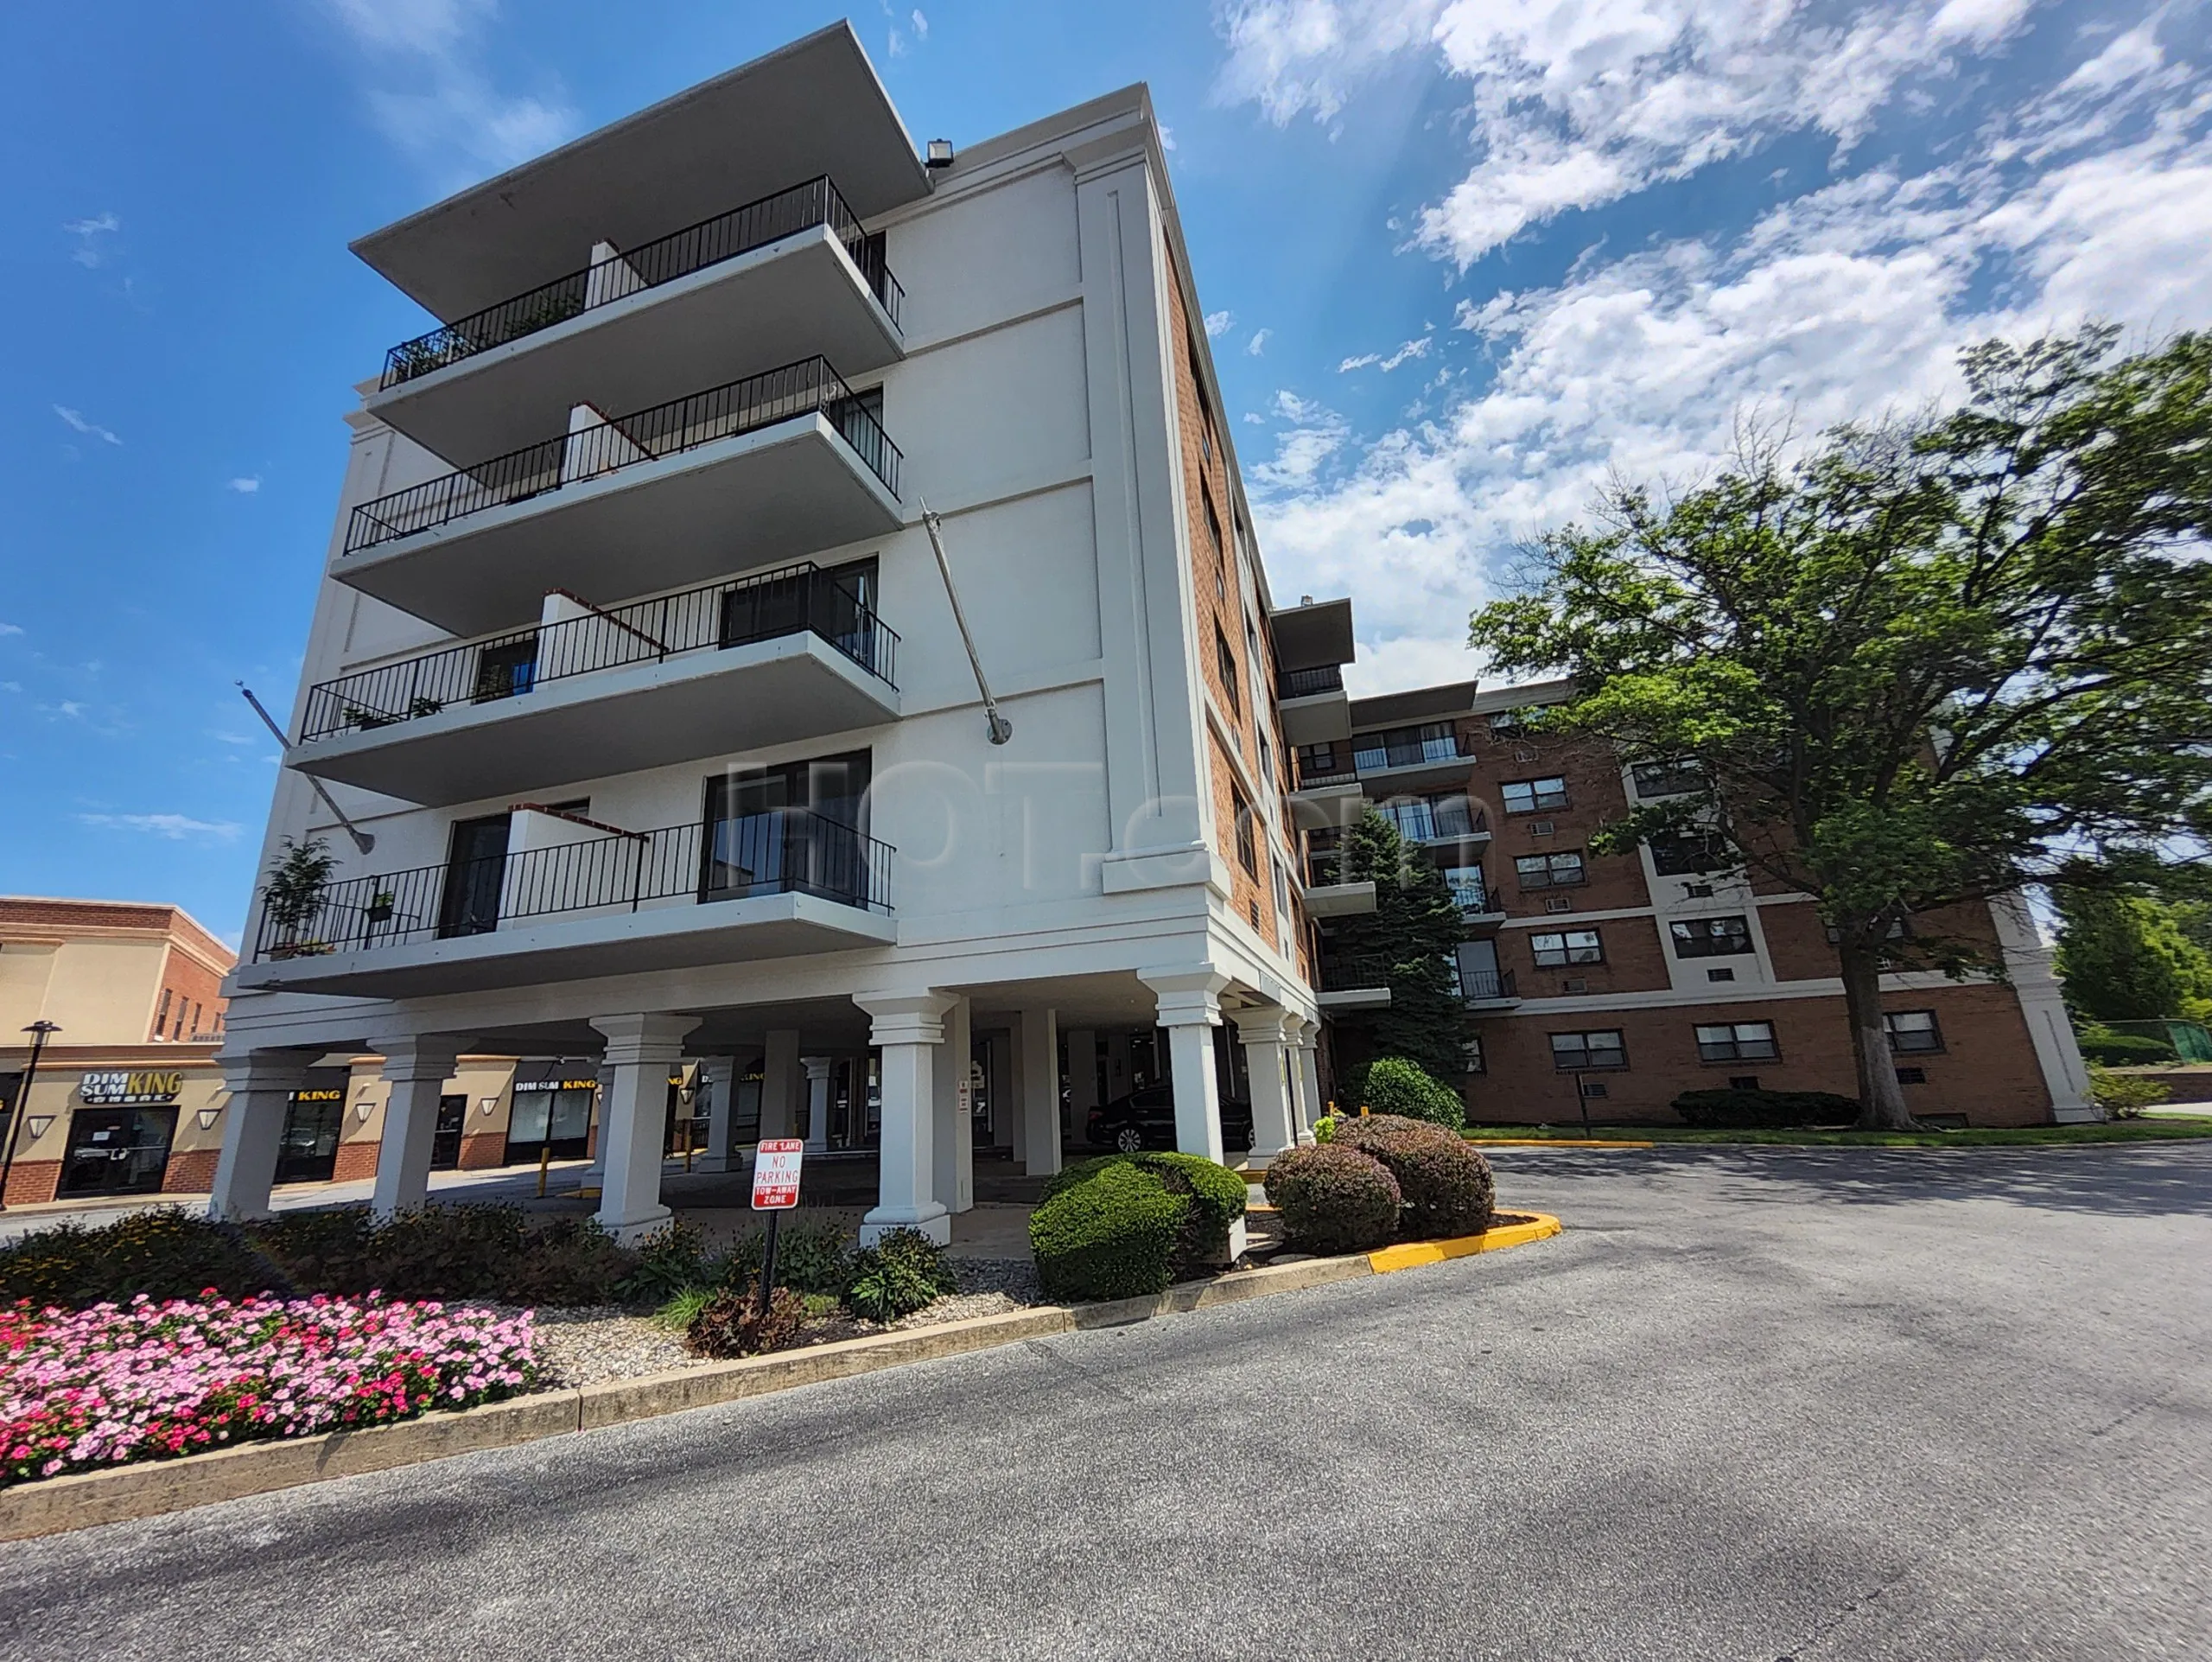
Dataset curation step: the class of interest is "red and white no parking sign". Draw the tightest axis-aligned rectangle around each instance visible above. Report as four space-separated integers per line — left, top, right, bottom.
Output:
752 1138 804 1210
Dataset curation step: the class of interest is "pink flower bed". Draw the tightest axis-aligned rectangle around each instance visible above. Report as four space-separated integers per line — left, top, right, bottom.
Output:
1 1292 539 1487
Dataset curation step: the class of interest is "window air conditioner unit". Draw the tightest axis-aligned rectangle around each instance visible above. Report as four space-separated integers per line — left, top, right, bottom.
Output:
1543 896 1573 914
1530 820 1555 836
1561 977 1588 993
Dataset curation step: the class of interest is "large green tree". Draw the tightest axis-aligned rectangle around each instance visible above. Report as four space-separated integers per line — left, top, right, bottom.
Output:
2053 890 2212 1024
1468 327 2212 1129
1328 806 1469 1082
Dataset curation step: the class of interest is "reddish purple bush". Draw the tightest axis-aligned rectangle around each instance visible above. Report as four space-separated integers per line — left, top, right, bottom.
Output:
1263 1144 1402 1253
1333 1114 1497 1239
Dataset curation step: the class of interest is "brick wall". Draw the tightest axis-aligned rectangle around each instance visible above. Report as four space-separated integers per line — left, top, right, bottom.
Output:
1498 913 1673 999
458 1130 508 1170
332 1140 380 1183
2 1161 60 1207
162 1148 219 1195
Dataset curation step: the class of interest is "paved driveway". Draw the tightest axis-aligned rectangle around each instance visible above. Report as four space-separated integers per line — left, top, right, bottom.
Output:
3 1144 2207 1661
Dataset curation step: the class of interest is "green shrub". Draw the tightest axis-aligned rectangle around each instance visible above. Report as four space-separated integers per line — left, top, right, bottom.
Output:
1263 1144 1401 1254
840 1227 956 1322
494 1216 637 1307
686 1283 808 1358
1672 1088 1861 1129
1351 1057 1466 1131
651 1284 716 1332
0 1209 280 1309
1029 1162 1187 1302
1039 1150 1246 1269
1332 1114 1495 1239
2088 1064 2172 1119
1313 1114 1340 1144
616 1219 715 1302
721 1217 853 1296
2077 1031 2177 1067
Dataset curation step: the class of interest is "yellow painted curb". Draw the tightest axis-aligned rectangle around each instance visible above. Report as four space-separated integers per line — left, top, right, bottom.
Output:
1368 1212 1564 1273
1468 1138 1656 1149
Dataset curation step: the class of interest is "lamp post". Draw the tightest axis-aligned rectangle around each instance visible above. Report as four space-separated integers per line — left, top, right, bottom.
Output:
0 1021 61 1213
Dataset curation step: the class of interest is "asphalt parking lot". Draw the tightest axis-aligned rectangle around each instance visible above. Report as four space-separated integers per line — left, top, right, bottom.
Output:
3 1143 2206 1661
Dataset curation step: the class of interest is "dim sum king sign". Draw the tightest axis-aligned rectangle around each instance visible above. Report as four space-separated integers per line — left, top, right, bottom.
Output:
79 1070 185 1105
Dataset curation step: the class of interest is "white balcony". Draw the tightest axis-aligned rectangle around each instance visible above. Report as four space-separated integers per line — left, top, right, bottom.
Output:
238 808 896 999
337 359 901 637
292 564 899 808
365 180 904 463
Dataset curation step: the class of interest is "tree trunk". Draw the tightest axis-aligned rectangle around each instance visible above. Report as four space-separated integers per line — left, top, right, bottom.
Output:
1840 936 1917 1130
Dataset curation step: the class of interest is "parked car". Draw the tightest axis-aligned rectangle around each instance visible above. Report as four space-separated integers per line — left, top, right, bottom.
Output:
1085 1085 1253 1154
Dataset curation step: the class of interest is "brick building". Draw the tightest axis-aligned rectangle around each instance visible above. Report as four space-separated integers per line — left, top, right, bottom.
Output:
1285 676 2095 1128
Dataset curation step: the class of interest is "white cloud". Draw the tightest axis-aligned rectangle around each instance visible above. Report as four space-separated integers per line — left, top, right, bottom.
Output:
912 8 929 37
0 683 19 693
64 213 119 267
1248 328 1273 354
54 405 121 446
1217 0 2041 264
0 623 22 637
1205 309 1236 336
1338 352 1382 372
320 0 577 182
78 812 245 844
1160 124 1178 151
1238 18 2212 697
1339 335 1436 373
227 475 262 494
43 702 88 719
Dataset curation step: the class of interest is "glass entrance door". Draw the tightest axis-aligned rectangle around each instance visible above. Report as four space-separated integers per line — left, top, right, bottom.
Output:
431 1094 467 1168
57 1108 177 1198
438 813 511 938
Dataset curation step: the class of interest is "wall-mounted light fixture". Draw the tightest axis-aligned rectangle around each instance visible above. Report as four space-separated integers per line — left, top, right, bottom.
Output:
24 1117 53 1141
195 1108 223 1132
479 1097 499 1118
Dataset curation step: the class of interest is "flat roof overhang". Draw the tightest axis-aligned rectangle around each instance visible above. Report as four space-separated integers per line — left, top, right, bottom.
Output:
351 23 931 322
291 634 899 808
1350 678 1480 729
366 228 904 463
337 414 903 637
1303 882 1377 920
235 891 897 1000
1318 986 1391 1011
1277 688 1351 747
1268 597 1355 672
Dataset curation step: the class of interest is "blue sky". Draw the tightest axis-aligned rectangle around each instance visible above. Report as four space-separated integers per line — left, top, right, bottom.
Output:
2 0 2206 941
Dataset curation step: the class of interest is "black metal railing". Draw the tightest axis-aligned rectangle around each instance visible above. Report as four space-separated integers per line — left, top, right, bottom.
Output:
344 357 900 556
1278 665 1345 699
1461 967 1517 1002
1320 954 1395 993
297 563 897 742
251 807 892 964
1353 733 1473 773
378 175 903 390
1373 800 1491 844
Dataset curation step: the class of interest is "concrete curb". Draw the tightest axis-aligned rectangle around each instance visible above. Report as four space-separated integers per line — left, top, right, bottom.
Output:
0 1213 1560 1543
1470 1138 1657 1149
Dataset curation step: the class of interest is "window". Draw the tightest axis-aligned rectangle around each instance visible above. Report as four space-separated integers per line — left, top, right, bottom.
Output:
1272 856 1291 917
1550 1030 1626 1071
1501 776 1568 814
1896 1067 1928 1085
1464 1035 1486 1076
189 1003 203 1039
1670 915 1753 958
701 750 871 903
1233 788 1258 876
1515 850 1586 888
1204 495 1227 600
1444 866 1488 914
1377 793 1480 844
1529 928 1603 967
1216 627 1241 719
1258 729 1275 792
1885 1010 1944 1054
1649 830 1732 876
1297 741 1348 783
1631 759 1703 799
1696 1021 1779 1062
1489 704 1555 733
153 989 172 1041
1353 722 1462 773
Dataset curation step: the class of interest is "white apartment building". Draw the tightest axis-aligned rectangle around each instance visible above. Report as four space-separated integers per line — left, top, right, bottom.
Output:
213 24 1342 1245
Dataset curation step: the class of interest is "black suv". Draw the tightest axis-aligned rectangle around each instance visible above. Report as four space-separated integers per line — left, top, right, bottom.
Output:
1085 1085 1254 1154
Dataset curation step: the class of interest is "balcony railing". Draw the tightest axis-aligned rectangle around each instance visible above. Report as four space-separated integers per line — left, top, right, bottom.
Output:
1278 665 1345 699
297 563 897 743
1355 735 1473 774
1459 967 1517 1002
252 807 891 965
344 357 900 556
1375 802 1491 844
378 175 904 391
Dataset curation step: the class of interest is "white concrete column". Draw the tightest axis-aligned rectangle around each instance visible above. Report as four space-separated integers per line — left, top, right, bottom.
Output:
802 1057 834 1151
760 1030 802 1140
590 1013 699 1243
1293 1020 1325 1143
1020 1006 1062 1177
932 994 974 1214
696 1055 741 1174
1993 895 2099 1122
1140 967 1232 1165
366 1035 469 1222
855 992 956 1245
1232 1008 1297 1163
207 1052 312 1222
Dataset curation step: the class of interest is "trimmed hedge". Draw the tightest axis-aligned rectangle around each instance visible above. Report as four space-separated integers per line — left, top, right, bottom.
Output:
1672 1088 1861 1130
1263 1144 1401 1253
1332 1114 1495 1238
2078 1032 2177 1067
1029 1162 1188 1301
1352 1057 1467 1131
1040 1150 1248 1270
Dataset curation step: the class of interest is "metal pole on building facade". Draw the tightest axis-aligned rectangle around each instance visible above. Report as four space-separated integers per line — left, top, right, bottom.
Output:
0 1021 62 1213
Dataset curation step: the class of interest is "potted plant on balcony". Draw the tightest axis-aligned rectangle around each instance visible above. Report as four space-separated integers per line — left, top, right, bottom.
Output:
262 836 337 959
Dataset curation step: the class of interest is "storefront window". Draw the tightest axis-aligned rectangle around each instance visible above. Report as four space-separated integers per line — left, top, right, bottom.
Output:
57 1108 176 1198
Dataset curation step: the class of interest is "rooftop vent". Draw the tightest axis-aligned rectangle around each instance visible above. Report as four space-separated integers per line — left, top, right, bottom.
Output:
926 139 956 169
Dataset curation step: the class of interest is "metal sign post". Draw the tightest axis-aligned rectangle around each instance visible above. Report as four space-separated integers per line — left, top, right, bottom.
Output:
750 1137 804 1319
